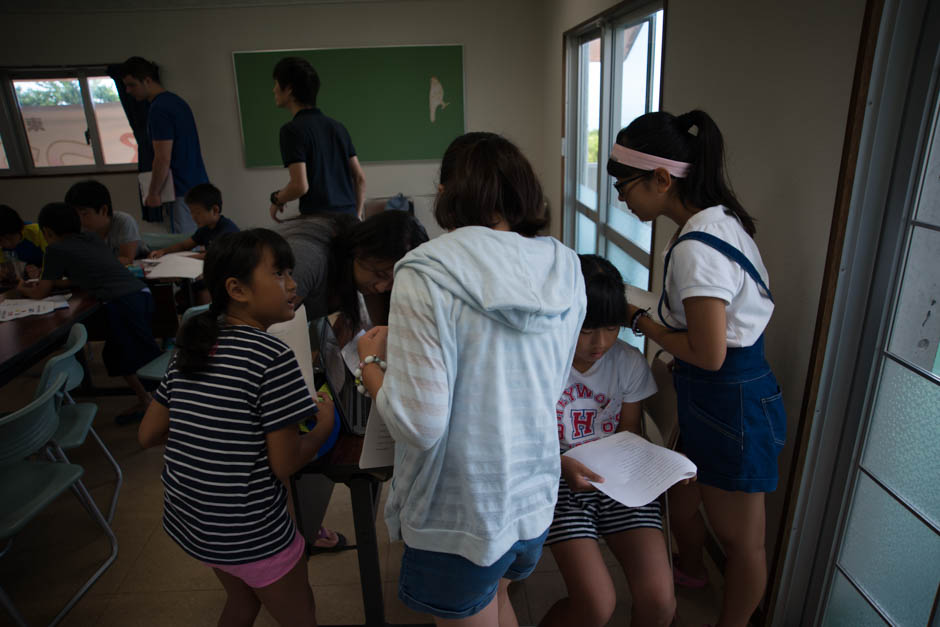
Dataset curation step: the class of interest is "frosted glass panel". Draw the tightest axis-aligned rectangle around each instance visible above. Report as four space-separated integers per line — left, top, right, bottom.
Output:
862 358 940 527
88 77 137 165
915 85 940 227
14 79 93 167
577 213 597 254
887 227 940 371
606 242 649 291
608 203 652 252
822 570 887 627
838 474 940 626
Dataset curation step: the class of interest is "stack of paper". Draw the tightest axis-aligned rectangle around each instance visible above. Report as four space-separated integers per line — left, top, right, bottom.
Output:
563 431 697 507
144 253 204 279
0 294 71 322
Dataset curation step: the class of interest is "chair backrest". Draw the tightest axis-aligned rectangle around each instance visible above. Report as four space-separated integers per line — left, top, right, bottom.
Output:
0 373 68 467
181 303 210 325
643 350 679 449
36 323 88 399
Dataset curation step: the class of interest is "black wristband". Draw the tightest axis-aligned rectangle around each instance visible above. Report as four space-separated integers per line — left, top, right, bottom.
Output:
270 190 283 206
631 308 651 337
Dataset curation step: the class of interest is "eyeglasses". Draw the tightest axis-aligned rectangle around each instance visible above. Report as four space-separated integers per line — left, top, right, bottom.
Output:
612 174 646 195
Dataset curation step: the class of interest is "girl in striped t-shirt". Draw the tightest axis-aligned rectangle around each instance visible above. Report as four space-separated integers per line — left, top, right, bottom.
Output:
139 228 335 626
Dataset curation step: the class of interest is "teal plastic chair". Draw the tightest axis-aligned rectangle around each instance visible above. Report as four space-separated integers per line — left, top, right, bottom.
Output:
137 304 210 382
0 373 118 627
36 324 122 524
140 231 190 251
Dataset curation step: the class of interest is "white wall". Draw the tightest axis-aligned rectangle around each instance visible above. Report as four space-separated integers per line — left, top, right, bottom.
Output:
0 0 547 232
539 0 867 568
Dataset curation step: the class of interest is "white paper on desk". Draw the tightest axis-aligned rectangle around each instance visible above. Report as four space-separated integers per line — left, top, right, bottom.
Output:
0 300 55 321
267 304 316 398
146 255 204 279
359 404 395 469
625 285 659 313
138 171 176 204
563 431 696 507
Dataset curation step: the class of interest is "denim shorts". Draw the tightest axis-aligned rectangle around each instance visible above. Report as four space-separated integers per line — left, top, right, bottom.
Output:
398 528 549 619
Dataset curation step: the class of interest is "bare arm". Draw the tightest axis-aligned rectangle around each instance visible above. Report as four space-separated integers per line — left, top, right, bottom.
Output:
146 139 173 207
138 400 170 448
632 296 728 371
151 237 197 258
265 398 335 481
17 278 53 299
276 163 310 203
348 156 366 219
615 401 643 435
117 241 139 265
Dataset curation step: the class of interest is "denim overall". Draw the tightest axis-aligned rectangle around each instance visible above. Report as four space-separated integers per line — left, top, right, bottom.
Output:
659 232 786 493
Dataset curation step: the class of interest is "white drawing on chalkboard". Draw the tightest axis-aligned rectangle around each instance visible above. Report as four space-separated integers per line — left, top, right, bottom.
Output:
429 76 449 123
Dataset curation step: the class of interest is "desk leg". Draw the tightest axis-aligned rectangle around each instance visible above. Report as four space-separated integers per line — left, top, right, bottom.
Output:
349 476 386 627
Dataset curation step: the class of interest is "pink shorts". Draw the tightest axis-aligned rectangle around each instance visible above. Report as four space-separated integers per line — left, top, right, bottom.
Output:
204 530 306 589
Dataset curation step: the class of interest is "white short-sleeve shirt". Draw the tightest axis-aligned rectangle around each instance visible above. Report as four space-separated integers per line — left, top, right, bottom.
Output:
660 205 773 348
556 343 657 452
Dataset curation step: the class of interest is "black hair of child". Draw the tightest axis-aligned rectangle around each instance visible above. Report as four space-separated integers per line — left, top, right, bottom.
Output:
607 109 756 236
185 183 223 213
272 57 320 107
579 254 629 329
0 205 24 236
38 202 81 236
65 179 113 217
176 229 295 374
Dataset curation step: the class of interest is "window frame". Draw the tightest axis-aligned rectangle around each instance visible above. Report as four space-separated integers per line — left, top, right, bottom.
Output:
562 1 664 293
0 65 137 177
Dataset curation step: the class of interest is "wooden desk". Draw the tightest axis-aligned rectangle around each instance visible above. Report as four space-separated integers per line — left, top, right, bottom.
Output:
0 290 99 388
294 434 430 627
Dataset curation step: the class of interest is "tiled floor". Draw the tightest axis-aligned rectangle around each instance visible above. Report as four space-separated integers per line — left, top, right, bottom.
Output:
0 343 721 626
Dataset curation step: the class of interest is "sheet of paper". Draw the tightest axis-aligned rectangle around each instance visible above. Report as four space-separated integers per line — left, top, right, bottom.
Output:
267 304 317 398
563 431 697 507
146 254 204 279
0 300 55 322
625 285 659 312
359 403 396 469
341 330 367 375
138 171 176 204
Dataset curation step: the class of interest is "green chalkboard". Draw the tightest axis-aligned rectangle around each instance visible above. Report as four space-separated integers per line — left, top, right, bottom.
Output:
232 46 464 166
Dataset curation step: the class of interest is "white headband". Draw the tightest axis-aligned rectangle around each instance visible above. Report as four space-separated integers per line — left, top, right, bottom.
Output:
609 144 691 178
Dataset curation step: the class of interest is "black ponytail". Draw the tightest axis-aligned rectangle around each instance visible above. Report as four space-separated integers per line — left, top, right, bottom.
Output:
607 110 756 236
175 229 295 374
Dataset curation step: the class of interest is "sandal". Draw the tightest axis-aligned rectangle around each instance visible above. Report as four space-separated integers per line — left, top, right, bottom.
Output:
307 528 349 555
672 554 708 588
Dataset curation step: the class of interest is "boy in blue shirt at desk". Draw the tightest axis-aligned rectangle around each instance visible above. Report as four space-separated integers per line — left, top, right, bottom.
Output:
148 182 238 304
18 202 162 424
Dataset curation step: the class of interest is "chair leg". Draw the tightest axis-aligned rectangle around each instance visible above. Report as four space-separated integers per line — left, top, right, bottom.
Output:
88 428 123 524
49 479 118 627
0 584 28 627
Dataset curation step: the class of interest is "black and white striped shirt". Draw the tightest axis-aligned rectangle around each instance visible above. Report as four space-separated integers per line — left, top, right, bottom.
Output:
154 325 316 564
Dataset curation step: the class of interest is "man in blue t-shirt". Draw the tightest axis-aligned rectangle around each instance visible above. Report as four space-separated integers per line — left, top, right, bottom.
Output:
121 57 208 235
269 57 367 222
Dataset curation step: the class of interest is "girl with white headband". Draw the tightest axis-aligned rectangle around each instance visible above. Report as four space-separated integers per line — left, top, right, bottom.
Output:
608 110 785 627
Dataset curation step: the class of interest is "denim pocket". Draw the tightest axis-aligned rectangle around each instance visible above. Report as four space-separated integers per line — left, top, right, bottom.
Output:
760 389 786 447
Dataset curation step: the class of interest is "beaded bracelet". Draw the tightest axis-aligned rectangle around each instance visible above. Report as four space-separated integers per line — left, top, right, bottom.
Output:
354 355 387 397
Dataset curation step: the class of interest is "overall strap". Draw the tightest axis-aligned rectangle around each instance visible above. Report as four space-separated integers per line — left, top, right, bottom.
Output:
658 231 774 330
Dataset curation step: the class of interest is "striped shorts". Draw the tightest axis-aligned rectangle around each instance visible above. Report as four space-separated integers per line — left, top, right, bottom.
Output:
546 477 662 545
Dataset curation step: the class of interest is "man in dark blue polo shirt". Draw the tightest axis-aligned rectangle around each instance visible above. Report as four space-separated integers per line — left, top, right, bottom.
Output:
269 57 367 222
121 57 209 234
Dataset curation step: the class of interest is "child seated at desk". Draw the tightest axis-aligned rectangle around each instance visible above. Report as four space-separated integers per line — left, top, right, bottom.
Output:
66 179 150 264
149 183 239 260
149 183 239 305
18 202 162 424
0 204 46 281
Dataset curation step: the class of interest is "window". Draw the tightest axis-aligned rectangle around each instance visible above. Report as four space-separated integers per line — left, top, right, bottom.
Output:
563 3 664 351
0 68 137 175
